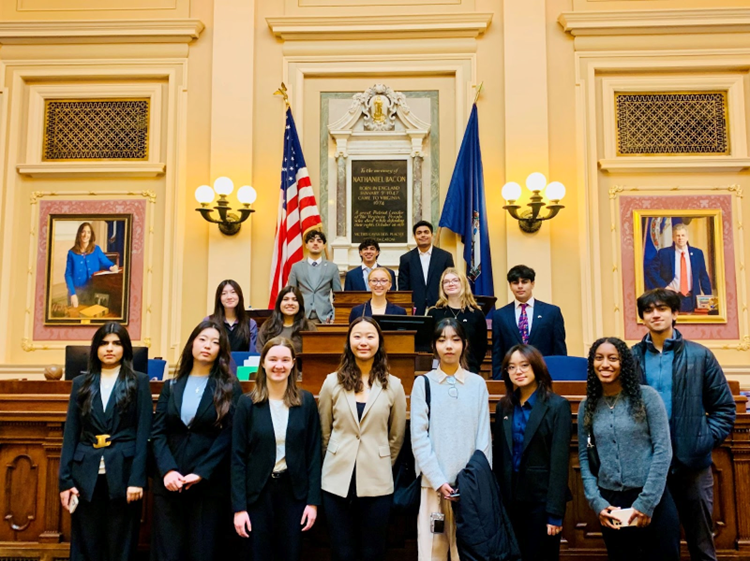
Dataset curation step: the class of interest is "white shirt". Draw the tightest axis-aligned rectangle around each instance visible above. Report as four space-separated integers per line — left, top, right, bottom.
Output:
269 399 289 472
418 247 432 283
668 246 692 292
98 365 121 474
308 257 322 267
514 297 536 333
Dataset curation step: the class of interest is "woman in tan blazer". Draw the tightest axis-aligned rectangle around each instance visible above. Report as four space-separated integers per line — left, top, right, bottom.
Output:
318 316 407 561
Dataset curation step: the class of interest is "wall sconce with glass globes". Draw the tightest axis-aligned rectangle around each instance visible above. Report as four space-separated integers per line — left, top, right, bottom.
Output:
195 177 257 236
501 172 566 233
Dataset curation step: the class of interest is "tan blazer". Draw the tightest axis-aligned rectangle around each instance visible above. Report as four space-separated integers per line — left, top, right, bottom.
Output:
318 372 407 498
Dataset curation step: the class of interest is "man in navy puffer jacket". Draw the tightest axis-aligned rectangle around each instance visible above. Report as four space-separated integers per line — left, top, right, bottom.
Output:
632 288 735 561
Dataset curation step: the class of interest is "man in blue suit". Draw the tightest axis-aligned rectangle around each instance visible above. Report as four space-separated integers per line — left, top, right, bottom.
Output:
646 223 712 313
344 238 396 291
491 265 567 380
397 221 454 315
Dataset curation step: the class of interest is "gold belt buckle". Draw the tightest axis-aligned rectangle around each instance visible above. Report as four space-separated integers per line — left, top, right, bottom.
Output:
93 434 111 449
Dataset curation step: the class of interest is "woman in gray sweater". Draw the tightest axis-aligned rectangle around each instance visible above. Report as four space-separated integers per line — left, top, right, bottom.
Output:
578 337 679 561
411 318 492 561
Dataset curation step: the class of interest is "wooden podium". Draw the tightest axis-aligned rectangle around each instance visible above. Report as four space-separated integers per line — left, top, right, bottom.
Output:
332 290 414 324
298 329 420 393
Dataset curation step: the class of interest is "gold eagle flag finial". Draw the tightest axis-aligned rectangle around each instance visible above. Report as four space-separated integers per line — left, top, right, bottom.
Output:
274 82 290 108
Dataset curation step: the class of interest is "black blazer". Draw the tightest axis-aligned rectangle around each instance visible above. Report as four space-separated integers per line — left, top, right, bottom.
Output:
493 392 572 519
397 246 454 315
59 371 152 503
491 300 567 380
344 266 397 291
348 301 407 323
231 391 322 512
151 375 243 497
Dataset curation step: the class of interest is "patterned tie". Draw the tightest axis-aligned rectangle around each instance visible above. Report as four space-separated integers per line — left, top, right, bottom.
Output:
679 252 689 296
518 303 529 344
312 261 318 267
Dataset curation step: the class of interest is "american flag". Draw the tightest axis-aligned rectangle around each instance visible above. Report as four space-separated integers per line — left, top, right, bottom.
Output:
268 108 323 307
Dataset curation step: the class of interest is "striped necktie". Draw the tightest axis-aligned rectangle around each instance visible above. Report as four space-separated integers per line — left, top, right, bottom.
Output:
518 303 529 344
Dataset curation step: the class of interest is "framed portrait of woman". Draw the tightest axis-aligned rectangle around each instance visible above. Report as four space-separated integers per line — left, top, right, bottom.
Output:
44 214 132 325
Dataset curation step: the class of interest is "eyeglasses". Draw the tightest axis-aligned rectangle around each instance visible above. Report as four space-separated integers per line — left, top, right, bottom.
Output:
369 279 390 286
442 278 460 286
446 375 458 398
506 362 531 374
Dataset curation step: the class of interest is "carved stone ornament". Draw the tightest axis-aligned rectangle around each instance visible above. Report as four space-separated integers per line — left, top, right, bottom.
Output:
350 84 406 132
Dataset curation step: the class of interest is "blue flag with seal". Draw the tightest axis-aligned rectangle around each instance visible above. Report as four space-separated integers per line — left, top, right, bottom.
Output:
438 104 494 300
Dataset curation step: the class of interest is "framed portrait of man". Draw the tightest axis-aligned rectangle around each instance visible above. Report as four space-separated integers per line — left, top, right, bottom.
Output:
44 214 132 325
633 210 726 323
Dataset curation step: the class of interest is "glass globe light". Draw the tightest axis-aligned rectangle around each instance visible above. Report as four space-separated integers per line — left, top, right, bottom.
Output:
525 172 547 193
195 185 215 204
213 176 234 196
501 182 522 202
237 185 257 205
545 181 566 202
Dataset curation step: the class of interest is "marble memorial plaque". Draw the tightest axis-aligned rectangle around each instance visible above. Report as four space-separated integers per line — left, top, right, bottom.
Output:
351 160 408 243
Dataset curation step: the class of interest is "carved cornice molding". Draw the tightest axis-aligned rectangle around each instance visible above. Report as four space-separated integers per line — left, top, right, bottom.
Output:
267 13 493 41
559 8 750 37
0 19 205 45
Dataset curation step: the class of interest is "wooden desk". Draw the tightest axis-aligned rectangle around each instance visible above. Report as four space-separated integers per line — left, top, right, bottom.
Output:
332 290 414 324
0 379 747 561
90 270 124 316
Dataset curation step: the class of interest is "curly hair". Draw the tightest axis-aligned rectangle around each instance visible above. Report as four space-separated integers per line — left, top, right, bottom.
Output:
583 337 645 430
336 317 390 393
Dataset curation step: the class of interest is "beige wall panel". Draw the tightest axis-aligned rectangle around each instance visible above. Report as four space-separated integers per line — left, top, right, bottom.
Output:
283 0 475 16
573 0 750 11
0 0 189 20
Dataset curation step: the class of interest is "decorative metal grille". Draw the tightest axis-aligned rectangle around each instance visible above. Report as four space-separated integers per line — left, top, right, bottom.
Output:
43 99 149 160
615 92 729 156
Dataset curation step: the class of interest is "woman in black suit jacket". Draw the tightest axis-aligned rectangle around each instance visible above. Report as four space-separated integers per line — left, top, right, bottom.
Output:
494 344 572 561
151 320 242 561
348 267 407 323
232 336 321 561
59 322 152 561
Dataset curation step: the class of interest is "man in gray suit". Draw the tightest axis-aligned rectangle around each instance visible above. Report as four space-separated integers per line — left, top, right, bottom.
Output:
288 230 342 323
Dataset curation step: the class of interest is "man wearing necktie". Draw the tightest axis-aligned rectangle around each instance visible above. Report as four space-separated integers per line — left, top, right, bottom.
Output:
491 265 567 380
646 223 712 313
288 230 342 323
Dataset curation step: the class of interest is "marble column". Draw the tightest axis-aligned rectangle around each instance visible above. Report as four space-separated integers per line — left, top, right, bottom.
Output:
336 152 347 237
412 154 423 225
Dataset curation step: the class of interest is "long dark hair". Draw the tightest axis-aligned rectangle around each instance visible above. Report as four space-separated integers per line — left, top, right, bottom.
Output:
251 337 302 407
175 320 235 426
77 322 137 416
71 222 95 255
259 286 313 340
583 337 645 429
431 318 469 370
336 317 390 392
499 344 553 410
209 280 251 349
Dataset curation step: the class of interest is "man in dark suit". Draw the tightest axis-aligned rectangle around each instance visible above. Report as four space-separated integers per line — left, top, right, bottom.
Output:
344 238 397 291
288 230 342 323
646 223 712 313
492 265 567 380
397 220 454 315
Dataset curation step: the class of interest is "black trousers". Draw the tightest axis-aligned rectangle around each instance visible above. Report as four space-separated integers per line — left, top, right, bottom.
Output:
599 486 680 561
322 489 392 561
70 475 141 561
668 466 717 561
508 501 562 561
239 473 306 561
151 489 232 561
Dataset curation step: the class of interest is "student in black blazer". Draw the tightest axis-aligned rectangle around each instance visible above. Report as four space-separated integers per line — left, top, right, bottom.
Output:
398 220 455 315
492 265 567 380
344 239 397 291
151 320 243 561
348 267 407 323
59 322 152 561
494 344 572 561
232 336 322 561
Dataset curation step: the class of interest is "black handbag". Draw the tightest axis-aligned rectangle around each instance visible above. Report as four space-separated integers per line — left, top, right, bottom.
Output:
586 430 600 477
392 375 431 514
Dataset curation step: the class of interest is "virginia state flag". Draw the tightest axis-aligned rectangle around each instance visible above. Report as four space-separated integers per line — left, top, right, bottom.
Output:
438 104 494 299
